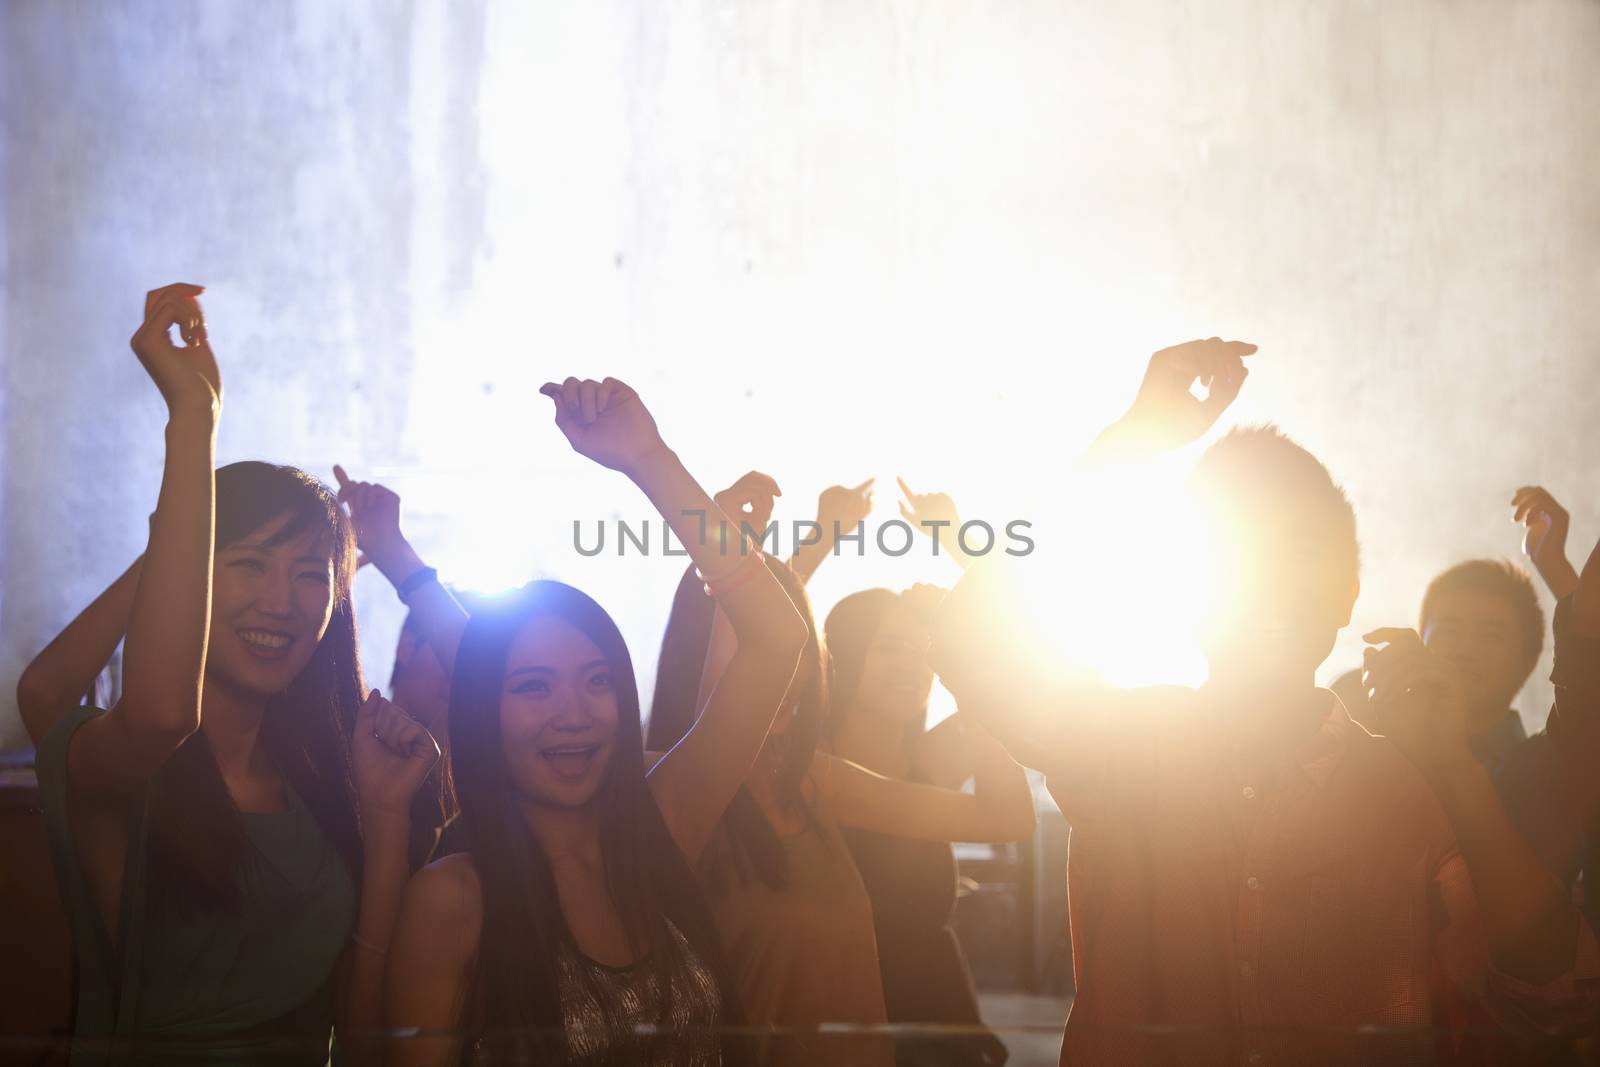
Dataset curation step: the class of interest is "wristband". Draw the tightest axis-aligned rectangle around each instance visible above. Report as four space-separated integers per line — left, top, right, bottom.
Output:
396 565 440 603
702 550 766 598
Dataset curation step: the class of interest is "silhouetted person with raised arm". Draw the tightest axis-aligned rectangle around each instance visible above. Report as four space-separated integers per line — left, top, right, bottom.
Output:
826 583 1010 1067
651 472 1033 1067
930 339 1599 1066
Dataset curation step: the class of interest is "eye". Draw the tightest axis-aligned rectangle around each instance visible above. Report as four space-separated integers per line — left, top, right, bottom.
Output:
229 557 266 573
298 569 331 585
511 677 550 697
588 671 613 691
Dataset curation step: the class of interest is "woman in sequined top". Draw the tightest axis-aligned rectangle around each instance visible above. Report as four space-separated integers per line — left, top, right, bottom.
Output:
381 378 810 1066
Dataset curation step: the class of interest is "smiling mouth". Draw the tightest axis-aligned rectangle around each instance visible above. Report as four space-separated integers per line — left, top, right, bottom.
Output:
238 628 294 657
541 743 602 780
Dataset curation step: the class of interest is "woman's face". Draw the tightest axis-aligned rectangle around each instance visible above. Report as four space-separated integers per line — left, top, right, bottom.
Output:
499 616 621 808
207 513 337 696
852 603 935 724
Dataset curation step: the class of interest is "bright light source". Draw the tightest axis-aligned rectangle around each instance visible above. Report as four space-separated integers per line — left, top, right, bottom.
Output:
1009 457 1213 690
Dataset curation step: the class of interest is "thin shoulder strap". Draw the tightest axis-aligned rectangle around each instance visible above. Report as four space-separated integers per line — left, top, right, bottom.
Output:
109 789 151 1062
36 706 153 1066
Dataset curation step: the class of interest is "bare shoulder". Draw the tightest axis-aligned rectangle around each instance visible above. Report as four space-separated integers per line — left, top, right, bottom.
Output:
402 852 484 945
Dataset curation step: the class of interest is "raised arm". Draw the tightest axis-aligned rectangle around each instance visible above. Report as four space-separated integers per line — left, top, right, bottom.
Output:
1572 525 1600 639
896 478 978 570
1513 486 1580 601
336 691 441 1065
910 712 977 791
789 479 874 584
1078 337 1257 467
541 378 808 861
928 560 1134 781
1547 526 1600 727
690 473 783 717
17 555 142 746
333 467 470 680
932 338 1256 781
66 284 220 799
817 717 1034 842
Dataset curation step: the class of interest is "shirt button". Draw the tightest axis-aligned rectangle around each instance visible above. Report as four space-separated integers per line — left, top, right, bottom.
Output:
1242 786 1256 800
1246 876 1261 891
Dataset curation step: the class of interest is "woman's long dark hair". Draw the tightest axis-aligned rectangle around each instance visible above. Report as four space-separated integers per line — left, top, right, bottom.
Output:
147 462 364 911
451 581 744 1063
822 587 934 751
649 559 827 892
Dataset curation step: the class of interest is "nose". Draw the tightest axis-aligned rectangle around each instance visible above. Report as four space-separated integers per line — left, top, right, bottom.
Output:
255 572 296 619
548 693 593 732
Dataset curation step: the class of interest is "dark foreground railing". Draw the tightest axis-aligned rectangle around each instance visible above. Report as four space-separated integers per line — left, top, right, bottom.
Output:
3 1020 1596 1067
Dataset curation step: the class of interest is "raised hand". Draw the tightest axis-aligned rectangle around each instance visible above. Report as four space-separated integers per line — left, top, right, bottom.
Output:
1512 485 1580 600
715 471 782 537
332 465 411 575
540 377 667 476
1101 338 1257 456
818 479 875 533
130 283 222 420
1361 628 1475 780
900 582 948 621
898 477 959 532
351 689 441 821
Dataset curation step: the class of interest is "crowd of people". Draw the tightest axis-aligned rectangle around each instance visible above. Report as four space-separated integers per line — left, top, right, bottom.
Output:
13 284 1600 1066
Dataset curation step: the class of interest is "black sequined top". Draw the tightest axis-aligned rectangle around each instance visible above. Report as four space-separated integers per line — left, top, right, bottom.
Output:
466 918 723 1066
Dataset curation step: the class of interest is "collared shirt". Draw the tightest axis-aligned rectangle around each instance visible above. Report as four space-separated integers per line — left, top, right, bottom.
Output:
1048 687 1598 1067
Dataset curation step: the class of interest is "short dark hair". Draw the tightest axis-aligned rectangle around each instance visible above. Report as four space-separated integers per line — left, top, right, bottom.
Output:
1188 424 1361 591
1420 559 1545 672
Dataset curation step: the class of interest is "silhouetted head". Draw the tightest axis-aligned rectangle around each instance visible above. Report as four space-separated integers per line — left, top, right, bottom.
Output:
825 586 940 742
1187 425 1360 689
1420 559 1543 726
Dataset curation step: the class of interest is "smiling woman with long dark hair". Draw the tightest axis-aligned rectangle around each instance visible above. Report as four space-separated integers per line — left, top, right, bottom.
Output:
381 377 808 1066
28 286 439 1066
